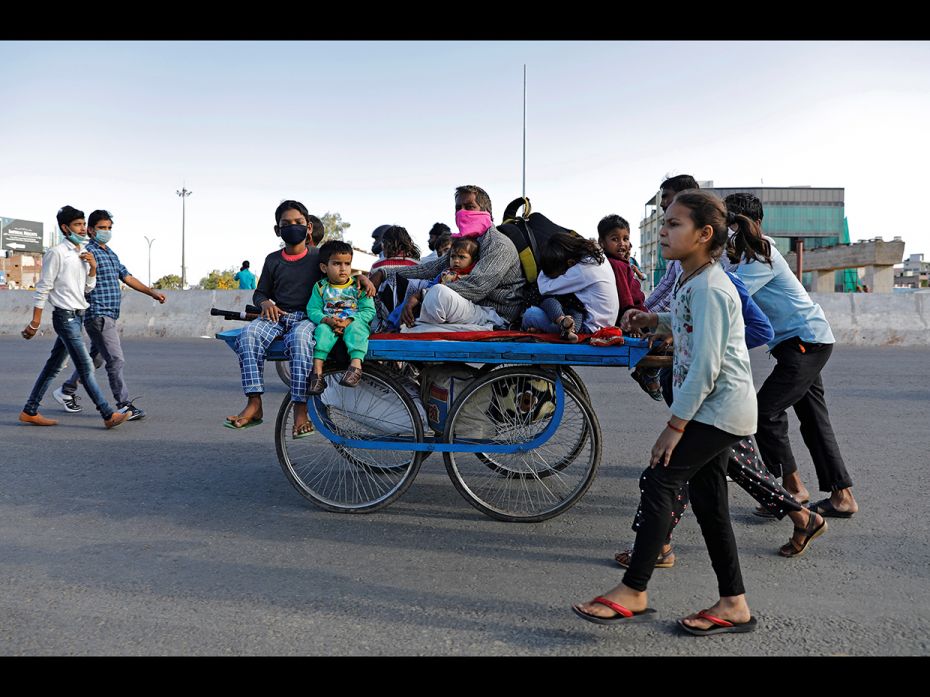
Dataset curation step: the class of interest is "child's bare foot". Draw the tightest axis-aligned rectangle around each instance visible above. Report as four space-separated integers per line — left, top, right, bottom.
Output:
558 316 579 343
226 395 263 428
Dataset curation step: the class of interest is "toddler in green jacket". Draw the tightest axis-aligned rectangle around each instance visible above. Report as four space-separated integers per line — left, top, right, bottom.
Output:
307 241 376 393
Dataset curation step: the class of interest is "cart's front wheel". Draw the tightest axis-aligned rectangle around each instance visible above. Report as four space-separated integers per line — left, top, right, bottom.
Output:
442 367 601 522
275 366 425 513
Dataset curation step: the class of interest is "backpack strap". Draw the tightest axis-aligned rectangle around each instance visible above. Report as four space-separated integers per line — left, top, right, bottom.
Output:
502 197 532 223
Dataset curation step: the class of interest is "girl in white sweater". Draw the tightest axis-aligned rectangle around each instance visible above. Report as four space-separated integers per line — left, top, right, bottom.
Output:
520 232 619 342
573 190 760 636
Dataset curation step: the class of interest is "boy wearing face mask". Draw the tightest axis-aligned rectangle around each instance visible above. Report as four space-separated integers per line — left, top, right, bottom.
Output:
54 210 167 420
226 200 375 438
19 206 128 429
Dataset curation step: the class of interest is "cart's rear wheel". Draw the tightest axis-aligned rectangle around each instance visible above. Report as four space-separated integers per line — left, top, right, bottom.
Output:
275 366 424 513
474 365 590 477
442 366 601 522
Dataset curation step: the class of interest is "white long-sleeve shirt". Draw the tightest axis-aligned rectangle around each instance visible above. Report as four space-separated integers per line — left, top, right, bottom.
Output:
536 257 620 332
33 240 96 311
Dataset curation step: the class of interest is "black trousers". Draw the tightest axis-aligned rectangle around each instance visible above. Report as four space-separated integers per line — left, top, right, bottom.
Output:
630 435 806 544
641 368 804 537
755 339 852 491
623 422 746 598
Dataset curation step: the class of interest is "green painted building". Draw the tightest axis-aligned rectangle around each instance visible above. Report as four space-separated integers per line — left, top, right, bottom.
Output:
639 185 857 292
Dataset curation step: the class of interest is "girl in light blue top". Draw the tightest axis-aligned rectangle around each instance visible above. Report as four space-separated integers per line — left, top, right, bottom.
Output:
728 195 857 520
573 190 759 636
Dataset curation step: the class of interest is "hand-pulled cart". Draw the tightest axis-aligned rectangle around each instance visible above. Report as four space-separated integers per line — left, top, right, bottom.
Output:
216 319 655 523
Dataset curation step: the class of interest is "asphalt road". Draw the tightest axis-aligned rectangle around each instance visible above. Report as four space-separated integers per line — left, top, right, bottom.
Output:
1 335 928 656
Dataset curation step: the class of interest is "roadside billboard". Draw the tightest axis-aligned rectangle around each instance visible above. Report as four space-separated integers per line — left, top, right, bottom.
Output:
1 218 44 253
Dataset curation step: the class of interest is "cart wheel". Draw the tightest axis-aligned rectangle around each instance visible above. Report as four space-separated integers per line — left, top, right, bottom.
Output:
442 366 601 522
275 365 425 513
274 359 292 388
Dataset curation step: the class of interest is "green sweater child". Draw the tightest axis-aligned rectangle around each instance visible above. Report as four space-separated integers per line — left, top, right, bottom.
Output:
306 241 376 394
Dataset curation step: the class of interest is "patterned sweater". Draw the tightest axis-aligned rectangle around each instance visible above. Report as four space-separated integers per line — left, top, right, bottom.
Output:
387 226 525 322
655 263 757 437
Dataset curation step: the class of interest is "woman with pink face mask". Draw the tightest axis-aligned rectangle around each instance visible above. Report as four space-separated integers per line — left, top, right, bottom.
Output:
366 185 525 332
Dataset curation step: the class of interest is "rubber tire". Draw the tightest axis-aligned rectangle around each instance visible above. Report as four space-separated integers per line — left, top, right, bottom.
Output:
441 366 601 522
274 364 425 513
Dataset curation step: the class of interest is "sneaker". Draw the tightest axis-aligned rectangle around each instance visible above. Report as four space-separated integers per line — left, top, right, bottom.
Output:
52 387 82 413
118 402 145 421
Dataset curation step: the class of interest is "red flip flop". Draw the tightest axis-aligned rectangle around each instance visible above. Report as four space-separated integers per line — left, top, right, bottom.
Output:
678 610 757 636
572 596 657 625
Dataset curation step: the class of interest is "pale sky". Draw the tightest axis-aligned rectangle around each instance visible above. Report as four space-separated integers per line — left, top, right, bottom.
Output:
2 40 928 284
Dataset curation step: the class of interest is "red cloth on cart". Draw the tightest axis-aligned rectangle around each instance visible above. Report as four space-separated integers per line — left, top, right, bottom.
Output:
370 329 622 344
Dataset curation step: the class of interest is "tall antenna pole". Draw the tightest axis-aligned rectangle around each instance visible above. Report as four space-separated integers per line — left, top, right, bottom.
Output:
522 64 527 199
176 186 192 288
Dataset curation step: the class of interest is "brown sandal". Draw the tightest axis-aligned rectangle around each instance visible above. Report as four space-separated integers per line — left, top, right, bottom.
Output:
307 374 326 396
292 420 315 439
614 547 676 569
779 512 827 557
339 366 363 387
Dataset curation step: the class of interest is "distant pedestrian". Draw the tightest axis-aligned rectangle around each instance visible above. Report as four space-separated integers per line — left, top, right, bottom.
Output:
234 261 257 290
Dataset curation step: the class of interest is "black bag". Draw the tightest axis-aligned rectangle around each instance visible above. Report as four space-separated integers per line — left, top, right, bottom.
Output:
496 197 582 309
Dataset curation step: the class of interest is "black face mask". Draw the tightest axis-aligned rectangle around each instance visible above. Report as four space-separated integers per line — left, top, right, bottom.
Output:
372 239 383 255
279 224 308 246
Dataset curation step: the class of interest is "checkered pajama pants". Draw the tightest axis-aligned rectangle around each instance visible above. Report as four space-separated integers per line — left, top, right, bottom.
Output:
235 312 315 403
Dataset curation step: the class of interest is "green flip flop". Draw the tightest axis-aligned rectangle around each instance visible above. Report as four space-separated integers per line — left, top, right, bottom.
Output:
224 417 264 430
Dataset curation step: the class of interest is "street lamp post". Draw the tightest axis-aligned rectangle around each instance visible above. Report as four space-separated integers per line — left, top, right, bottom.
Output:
176 187 192 288
143 236 155 286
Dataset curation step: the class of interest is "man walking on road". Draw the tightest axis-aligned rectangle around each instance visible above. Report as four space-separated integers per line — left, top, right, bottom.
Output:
53 209 166 420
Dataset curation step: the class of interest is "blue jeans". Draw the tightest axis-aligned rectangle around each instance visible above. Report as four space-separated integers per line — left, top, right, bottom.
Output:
23 308 115 419
62 315 130 406
521 296 584 333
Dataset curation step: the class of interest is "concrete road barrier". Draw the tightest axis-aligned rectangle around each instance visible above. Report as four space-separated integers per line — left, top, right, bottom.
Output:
1 289 928 345
0 290 253 339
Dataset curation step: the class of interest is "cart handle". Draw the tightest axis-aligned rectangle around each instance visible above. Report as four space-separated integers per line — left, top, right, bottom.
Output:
211 305 262 321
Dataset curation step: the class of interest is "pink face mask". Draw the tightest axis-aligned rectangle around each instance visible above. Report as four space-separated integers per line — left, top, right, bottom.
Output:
453 209 492 238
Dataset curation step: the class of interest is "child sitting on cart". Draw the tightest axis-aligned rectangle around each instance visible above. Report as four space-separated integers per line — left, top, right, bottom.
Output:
389 237 480 330
521 232 619 343
307 241 377 394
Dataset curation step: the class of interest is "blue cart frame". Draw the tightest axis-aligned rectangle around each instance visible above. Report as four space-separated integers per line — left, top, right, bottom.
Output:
217 327 653 522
